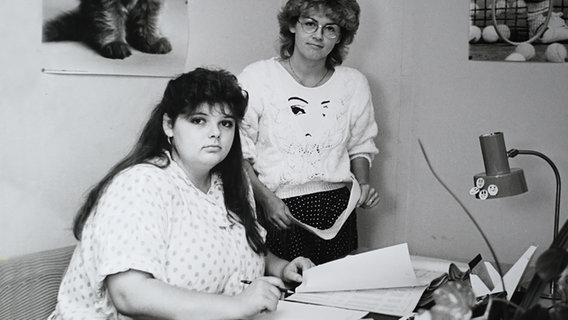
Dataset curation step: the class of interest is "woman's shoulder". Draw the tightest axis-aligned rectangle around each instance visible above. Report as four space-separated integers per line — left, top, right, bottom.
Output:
334 65 369 82
113 161 170 186
242 57 279 69
240 57 281 78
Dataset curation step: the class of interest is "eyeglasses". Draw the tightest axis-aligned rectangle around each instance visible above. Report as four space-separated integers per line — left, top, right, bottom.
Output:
297 18 340 39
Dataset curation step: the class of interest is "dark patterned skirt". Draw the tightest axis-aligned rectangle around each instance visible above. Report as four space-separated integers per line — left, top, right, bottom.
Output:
261 187 358 265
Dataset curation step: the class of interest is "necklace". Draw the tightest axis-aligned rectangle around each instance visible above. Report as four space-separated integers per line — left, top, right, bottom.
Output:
288 59 329 87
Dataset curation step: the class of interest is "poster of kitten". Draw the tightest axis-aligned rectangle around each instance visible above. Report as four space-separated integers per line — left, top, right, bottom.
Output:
43 0 172 60
42 0 188 77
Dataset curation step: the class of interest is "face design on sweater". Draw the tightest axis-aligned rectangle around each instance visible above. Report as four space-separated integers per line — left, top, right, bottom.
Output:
271 95 345 170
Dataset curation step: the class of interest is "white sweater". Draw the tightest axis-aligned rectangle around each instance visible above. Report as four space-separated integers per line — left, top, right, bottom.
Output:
239 58 379 198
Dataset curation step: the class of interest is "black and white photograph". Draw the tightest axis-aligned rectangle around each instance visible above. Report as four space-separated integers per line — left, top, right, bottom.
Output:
1 1 568 319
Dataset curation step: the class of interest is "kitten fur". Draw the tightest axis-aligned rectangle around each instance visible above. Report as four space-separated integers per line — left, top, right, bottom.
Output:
43 0 172 59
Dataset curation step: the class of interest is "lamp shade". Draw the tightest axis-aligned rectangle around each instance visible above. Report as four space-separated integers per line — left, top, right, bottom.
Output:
472 132 528 199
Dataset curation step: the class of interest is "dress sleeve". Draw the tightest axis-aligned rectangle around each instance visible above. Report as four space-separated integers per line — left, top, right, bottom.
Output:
347 71 379 165
238 64 263 164
91 165 170 283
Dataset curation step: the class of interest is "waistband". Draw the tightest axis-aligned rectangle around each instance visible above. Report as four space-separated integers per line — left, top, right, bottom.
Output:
275 181 346 199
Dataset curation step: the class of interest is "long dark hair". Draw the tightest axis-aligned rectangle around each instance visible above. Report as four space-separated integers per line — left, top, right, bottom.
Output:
73 68 266 254
277 0 360 69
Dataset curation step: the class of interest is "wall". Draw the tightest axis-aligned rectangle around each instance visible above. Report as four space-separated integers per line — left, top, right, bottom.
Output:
1 0 566 268
401 1 568 265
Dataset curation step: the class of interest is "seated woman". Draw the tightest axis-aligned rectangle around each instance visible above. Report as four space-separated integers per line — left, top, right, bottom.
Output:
48 68 314 320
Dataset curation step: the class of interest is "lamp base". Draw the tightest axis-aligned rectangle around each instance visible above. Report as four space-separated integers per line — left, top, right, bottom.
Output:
540 281 562 301
474 168 527 199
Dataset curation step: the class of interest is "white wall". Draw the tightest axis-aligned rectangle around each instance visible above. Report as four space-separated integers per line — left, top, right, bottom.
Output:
401 1 568 265
1 0 566 268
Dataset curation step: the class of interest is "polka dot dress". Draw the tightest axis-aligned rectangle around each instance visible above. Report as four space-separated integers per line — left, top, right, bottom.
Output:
262 187 357 265
49 160 265 320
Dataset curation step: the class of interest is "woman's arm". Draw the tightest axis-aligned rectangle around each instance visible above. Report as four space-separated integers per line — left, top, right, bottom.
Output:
106 269 282 320
244 161 292 229
351 157 380 208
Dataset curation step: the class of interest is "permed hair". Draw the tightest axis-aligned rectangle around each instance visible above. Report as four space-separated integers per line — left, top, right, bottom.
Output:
277 0 360 69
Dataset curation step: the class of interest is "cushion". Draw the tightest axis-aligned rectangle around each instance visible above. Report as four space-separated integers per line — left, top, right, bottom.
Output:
0 245 75 320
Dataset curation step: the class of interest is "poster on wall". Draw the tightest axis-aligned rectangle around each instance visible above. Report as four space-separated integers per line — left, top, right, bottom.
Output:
469 0 568 63
42 0 189 77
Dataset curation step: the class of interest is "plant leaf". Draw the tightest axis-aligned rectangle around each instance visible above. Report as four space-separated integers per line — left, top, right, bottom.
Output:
535 247 568 282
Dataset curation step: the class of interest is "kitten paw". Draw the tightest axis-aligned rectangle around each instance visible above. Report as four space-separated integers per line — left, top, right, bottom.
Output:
129 37 172 54
100 41 132 59
149 38 172 54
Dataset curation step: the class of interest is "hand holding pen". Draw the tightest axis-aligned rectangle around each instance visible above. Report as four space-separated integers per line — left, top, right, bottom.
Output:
241 279 294 299
235 276 287 317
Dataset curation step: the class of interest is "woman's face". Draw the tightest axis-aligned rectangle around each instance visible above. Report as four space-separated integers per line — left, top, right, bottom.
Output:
289 8 341 62
164 103 236 175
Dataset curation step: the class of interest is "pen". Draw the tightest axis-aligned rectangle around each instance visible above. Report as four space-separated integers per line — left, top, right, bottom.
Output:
240 280 294 296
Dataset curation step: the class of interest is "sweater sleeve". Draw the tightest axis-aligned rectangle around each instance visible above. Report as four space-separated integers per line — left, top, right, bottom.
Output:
347 71 379 165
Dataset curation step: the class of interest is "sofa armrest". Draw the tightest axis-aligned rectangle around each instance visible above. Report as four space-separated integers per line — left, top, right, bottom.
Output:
0 245 75 320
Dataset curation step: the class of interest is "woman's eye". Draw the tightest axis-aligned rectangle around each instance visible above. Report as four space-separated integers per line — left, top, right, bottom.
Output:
190 117 205 124
305 21 317 28
324 26 338 33
221 120 235 128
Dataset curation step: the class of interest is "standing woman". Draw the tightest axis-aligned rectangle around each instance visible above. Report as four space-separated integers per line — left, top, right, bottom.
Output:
49 68 313 320
239 0 380 265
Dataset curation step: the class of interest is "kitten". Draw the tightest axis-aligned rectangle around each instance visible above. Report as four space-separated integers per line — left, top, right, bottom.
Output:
43 0 172 60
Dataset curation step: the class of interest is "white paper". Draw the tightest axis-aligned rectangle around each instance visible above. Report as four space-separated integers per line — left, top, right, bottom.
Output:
295 243 419 293
287 286 427 316
287 256 452 317
289 174 361 240
470 245 537 300
253 300 367 320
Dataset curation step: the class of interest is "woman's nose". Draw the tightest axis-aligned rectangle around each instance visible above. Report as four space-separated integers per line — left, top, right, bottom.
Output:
312 27 324 39
208 124 221 138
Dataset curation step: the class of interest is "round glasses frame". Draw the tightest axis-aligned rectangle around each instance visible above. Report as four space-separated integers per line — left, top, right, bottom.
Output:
297 18 340 39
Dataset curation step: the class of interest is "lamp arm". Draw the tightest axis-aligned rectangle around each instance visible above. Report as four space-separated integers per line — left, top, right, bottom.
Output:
509 148 564 310
507 149 561 242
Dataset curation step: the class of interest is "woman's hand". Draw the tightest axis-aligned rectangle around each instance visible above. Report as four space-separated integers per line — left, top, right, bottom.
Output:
234 276 286 318
280 256 315 284
357 183 380 209
244 161 293 230
261 193 293 230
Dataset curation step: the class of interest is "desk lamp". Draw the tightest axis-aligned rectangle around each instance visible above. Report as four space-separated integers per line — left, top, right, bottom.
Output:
470 132 562 300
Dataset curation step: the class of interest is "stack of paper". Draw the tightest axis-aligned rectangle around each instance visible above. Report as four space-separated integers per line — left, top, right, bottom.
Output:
254 301 367 320
282 243 538 319
286 243 450 317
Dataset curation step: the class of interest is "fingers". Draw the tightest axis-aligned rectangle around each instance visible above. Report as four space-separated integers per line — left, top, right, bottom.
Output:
241 277 285 314
282 257 315 283
358 185 380 209
260 276 287 289
269 205 292 230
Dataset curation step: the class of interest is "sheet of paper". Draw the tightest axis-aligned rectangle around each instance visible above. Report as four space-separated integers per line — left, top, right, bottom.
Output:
411 255 467 275
287 258 452 317
470 245 537 300
289 174 361 240
287 286 427 317
295 243 419 293
253 300 367 320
